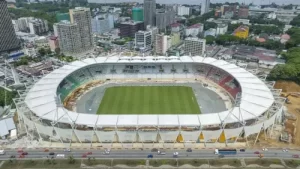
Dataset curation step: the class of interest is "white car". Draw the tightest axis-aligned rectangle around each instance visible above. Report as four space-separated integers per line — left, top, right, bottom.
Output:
64 148 71 152
262 148 268 151
157 151 166 155
283 149 289 152
103 149 110 155
56 154 65 158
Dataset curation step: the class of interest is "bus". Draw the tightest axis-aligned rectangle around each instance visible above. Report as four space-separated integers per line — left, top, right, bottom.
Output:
214 149 237 155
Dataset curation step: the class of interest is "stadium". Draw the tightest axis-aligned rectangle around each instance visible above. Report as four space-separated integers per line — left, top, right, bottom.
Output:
15 56 285 147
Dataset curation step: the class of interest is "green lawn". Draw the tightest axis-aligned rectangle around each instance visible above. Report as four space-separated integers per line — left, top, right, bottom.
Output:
97 86 201 114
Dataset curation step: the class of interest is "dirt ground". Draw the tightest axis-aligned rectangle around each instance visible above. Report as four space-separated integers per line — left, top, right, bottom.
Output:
274 80 300 92
251 81 300 148
275 81 300 146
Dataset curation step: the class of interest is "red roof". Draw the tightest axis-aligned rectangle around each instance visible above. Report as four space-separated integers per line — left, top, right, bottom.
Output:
187 23 202 29
281 34 290 40
49 36 58 40
170 23 181 28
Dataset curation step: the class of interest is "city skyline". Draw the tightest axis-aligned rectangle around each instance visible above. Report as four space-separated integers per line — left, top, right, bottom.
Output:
86 0 300 5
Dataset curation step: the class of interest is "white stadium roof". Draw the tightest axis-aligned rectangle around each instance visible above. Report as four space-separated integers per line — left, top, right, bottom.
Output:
25 56 274 127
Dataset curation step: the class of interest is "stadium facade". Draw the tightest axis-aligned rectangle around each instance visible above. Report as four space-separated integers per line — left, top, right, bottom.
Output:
15 56 285 146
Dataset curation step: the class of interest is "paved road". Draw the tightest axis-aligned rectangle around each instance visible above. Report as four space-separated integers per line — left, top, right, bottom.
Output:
0 149 298 160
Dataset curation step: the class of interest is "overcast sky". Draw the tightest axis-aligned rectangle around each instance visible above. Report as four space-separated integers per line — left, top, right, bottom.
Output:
87 0 300 5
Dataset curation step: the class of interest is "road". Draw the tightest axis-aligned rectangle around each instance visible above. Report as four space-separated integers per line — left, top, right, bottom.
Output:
0 149 298 160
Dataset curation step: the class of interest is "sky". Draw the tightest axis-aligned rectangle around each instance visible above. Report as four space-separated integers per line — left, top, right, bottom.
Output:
87 0 300 5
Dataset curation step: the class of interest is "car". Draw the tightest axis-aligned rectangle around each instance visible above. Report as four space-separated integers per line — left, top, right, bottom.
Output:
147 154 153 158
103 149 110 155
82 154 87 158
254 151 260 154
17 149 23 153
157 151 166 155
19 155 25 158
56 154 65 158
240 149 245 152
64 148 71 152
283 149 289 152
44 149 49 152
173 152 179 158
262 148 268 151
293 155 299 158
186 148 192 152
21 152 28 155
218 154 224 158
49 152 55 155
87 152 92 155
10 155 15 158
151 148 158 152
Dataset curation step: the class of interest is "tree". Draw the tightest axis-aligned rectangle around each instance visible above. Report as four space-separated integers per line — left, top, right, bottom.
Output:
46 48 52 55
68 155 75 164
205 35 215 45
38 48 46 56
55 48 60 55
204 22 217 31
267 47 300 83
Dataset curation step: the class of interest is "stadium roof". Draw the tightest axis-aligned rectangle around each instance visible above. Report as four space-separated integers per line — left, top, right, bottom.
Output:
25 56 274 127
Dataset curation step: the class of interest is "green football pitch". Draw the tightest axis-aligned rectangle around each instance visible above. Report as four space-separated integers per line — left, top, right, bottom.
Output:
97 86 201 115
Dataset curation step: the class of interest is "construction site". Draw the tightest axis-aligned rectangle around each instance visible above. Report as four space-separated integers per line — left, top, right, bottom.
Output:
254 80 300 149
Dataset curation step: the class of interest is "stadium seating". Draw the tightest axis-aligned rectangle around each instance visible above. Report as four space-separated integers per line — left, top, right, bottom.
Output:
89 65 107 78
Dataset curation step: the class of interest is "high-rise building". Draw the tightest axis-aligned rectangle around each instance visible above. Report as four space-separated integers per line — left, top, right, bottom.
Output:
201 0 210 15
0 0 20 53
156 9 175 30
177 5 191 16
119 21 144 38
132 8 144 22
146 26 158 45
48 36 59 52
135 30 152 51
144 0 156 27
55 21 82 54
184 38 206 56
155 34 171 55
91 16 110 34
238 7 249 19
69 7 93 51
28 19 49 35
56 13 70 22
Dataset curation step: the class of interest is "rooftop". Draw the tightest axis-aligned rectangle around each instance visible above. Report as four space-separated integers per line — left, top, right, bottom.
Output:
187 23 202 29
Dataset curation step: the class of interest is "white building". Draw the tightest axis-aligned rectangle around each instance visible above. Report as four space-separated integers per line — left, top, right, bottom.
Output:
55 21 82 54
267 12 276 19
186 23 204 37
216 24 228 35
135 30 152 52
156 34 171 55
28 19 49 35
15 17 33 32
184 37 206 56
24 44 36 57
204 28 216 37
146 26 158 45
91 16 110 34
201 0 210 15
177 6 191 16
107 14 114 29
12 20 19 32
14 17 48 35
